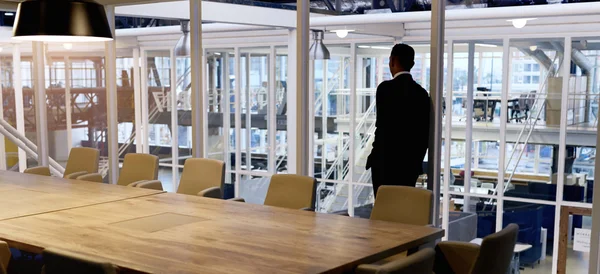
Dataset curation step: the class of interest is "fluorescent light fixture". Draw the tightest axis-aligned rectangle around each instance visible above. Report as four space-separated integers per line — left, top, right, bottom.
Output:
4 12 14 16
529 45 538 51
13 0 113 42
63 43 73 50
371 46 392 50
507 18 537 29
358 45 370 49
476 44 497 48
330 29 355 39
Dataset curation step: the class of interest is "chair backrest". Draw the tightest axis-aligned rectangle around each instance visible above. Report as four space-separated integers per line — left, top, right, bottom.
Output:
177 158 225 196
116 153 159 186
42 248 118 274
371 186 433 226
356 248 435 274
264 174 316 209
470 223 519 274
0 241 9 274
63 147 100 178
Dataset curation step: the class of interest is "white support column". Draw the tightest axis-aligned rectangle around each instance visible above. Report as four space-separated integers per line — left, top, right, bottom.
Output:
308 60 315 177
590 102 600 274
428 0 445 227
12 45 26 171
322 59 328 179
552 36 572 274
201 48 208 157
190 0 204 158
224 52 231 173
287 30 297 174
64 57 73 153
294 0 310 175
442 40 454 240
170 49 179 191
463 42 475 212
234 48 242 197
245 53 251 172
133 48 143 153
32 41 49 167
141 50 149 154
105 5 119 184
268 46 277 174
0 59 6 170
497 37 510 232
348 42 357 217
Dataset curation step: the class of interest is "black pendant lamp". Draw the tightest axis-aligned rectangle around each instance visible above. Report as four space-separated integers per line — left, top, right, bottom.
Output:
13 0 113 42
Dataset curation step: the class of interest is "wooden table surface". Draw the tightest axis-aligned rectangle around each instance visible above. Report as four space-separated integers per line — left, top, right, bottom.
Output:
0 171 163 220
0 192 444 274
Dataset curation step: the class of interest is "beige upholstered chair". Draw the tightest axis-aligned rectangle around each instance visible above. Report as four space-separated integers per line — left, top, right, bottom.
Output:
0 241 10 274
41 248 118 274
23 166 51 176
434 224 519 274
83 153 160 188
24 147 100 179
356 248 435 274
264 174 317 210
371 185 432 226
365 186 434 265
76 173 104 183
141 158 225 197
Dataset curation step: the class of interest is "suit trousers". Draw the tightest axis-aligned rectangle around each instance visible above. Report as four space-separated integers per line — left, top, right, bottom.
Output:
371 165 419 198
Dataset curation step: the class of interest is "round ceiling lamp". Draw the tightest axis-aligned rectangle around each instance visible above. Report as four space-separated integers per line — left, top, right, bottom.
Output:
507 18 537 29
12 0 113 43
331 29 355 39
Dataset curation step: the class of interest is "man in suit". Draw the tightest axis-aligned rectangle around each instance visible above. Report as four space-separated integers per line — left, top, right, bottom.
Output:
366 43 430 197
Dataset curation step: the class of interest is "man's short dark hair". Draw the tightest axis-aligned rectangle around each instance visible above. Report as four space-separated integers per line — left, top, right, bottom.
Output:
391 43 415 70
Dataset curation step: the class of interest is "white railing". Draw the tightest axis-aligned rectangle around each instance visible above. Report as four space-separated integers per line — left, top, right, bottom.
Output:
0 119 65 176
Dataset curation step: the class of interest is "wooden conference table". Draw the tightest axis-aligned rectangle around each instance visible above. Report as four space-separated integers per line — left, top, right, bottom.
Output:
0 171 443 274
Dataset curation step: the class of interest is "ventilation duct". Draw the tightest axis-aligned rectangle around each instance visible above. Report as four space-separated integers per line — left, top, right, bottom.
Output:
309 30 330 60
174 20 191 57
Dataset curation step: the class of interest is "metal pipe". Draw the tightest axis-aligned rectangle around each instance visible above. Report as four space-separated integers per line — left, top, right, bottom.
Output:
311 2 600 26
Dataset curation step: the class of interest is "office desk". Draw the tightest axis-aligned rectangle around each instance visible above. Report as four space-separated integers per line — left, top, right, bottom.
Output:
0 193 443 274
0 171 163 220
473 96 520 122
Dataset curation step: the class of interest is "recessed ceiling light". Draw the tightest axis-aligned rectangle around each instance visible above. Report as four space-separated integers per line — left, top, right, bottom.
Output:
4 12 14 17
529 45 538 51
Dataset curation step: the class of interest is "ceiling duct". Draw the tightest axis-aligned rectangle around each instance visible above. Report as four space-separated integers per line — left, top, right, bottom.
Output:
174 20 191 57
309 30 330 60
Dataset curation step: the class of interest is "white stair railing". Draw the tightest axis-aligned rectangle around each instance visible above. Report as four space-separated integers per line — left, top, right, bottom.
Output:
0 119 65 175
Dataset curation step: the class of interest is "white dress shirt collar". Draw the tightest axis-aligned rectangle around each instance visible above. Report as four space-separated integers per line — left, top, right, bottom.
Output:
393 71 411 78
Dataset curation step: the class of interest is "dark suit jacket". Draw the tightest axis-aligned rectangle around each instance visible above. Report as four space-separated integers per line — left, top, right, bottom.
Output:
366 74 430 177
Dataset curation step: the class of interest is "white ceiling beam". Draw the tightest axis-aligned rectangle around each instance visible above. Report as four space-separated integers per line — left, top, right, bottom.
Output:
115 1 297 28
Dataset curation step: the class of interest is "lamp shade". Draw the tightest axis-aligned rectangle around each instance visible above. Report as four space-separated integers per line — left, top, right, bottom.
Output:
309 30 330 60
174 20 191 57
13 0 113 42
